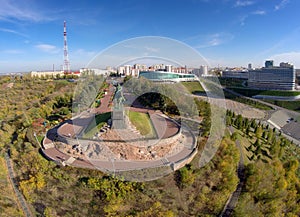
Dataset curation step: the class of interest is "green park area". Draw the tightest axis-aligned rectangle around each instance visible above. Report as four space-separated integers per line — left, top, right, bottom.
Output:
82 112 111 139
0 74 299 216
229 87 300 97
226 87 300 112
224 90 273 110
225 111 300 216
127 110 155 137
181 81 205 94
264 100 300 112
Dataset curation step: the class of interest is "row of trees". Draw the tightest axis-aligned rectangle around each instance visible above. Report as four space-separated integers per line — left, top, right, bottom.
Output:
123 77 198 118
224 110 300 216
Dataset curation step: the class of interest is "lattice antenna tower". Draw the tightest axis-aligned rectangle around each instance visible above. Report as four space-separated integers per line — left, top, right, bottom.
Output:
63 21 70 72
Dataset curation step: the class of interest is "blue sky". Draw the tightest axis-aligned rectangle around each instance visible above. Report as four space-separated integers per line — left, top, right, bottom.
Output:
0 0 300 73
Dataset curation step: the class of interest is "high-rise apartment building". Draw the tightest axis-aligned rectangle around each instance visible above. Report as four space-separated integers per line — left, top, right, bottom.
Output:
248 60 295 90
200 65 208 76
265 60 274 68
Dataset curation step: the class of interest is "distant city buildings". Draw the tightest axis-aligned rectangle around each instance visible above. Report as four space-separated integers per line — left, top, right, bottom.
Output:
248 61 296 90
248 63 252 70
221 60 296 90
79 68 110 76
221 67 249 79
29 60 297 90
30 70 65 78
116 63 204 77
200 65 208 76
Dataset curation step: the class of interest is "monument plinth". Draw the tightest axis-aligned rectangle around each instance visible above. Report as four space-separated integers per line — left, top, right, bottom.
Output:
112 84 126 129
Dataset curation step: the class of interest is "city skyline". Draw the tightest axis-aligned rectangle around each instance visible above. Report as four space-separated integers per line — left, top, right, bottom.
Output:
1 0 300 73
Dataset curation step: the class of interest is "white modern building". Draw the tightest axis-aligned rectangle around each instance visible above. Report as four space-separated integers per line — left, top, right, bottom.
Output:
165 65 172 72
200 65 208 76
248 61 296 90
139 71 197 82
124 65 132 76
30 70 65 78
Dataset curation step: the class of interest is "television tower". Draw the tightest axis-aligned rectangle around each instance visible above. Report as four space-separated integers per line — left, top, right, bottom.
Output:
63 21 70 73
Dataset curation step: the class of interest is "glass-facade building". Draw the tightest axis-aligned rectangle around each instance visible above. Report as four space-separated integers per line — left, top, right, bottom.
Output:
248 62 295 90
139 71 197 82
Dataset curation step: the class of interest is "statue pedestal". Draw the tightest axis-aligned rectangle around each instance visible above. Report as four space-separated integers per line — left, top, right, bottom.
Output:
112 84 126 129
112 107 126 129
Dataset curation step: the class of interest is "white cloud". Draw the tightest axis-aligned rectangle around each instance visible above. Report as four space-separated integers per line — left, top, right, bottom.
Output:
234 0 254 7
238 15 248 26
274 0 289 11
0 28 28 37
0 0 53 22
186 32 234 48
35 44 60 53
238 10 266 26
252 10 266 15
269 51 300 68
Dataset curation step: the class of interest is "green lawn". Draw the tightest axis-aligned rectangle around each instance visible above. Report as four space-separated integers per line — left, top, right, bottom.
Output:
83 112 111 138
229 87 300 97
224 90 273 110
181 81 205 94
264 100 300 112
128 111 155 137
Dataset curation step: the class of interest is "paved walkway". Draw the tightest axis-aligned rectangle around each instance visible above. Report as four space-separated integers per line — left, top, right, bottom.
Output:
42 82 197 176
5 151 34 217
220 127 245 217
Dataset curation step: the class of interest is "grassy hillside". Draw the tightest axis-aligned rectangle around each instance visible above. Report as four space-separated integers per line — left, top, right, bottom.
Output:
229 87 300 97
181 81 205 94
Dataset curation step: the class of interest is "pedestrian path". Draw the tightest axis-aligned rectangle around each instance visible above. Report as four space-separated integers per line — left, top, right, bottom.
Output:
220 128 245 217
5 152 34 217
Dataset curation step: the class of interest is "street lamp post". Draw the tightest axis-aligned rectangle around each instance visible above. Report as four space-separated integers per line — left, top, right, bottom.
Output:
111 158 116 177
33 132 42 149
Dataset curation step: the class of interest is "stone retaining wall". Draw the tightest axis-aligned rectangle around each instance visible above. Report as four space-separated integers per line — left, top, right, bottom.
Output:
171 148 198 171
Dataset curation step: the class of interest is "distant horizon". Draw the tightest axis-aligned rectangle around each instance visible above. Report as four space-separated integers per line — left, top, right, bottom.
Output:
2 61 300 76
1 0 300 73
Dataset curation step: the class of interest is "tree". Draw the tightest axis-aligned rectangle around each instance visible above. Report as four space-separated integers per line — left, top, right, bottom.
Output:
255 125 263 139
135 201 175 217
234 114 243 129
226 115 232 126
175 166 195 189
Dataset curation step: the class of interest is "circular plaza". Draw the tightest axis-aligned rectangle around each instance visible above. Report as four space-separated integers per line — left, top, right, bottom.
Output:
42 82 197 180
